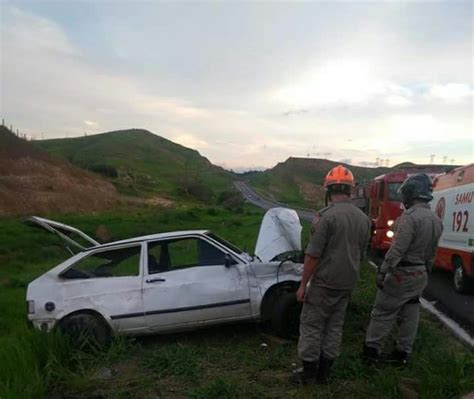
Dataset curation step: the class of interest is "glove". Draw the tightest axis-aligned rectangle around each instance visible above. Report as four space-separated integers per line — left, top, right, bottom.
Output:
376 271 386 290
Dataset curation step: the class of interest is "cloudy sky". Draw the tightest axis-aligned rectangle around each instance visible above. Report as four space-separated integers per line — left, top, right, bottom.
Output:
1 1 472 170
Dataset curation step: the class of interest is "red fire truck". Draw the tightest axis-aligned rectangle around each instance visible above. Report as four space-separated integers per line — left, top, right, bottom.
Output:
431 164 474 293
355 166 449 252
356 171 406 252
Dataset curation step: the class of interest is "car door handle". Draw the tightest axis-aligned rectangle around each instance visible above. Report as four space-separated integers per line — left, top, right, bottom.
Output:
146 278 166 283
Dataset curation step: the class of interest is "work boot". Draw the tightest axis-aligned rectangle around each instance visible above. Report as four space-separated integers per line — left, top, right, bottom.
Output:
361 344 381 365
382 349 409 366
316 355 334 384
289 360 318 385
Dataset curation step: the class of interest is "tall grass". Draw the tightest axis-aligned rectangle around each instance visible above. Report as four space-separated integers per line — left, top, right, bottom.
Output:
0 207 472 398
0 206 265 398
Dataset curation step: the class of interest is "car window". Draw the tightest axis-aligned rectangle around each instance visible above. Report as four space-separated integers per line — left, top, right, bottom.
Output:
61 245 141 279
147 238 227 274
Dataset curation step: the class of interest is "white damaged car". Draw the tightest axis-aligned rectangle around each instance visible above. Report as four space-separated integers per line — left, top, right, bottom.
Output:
26 208 304 344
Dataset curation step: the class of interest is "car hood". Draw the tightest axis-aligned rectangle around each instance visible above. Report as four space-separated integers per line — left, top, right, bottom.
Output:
254 207 302 263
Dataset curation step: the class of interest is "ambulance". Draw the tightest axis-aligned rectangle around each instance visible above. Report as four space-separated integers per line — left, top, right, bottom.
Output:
431 164 474 293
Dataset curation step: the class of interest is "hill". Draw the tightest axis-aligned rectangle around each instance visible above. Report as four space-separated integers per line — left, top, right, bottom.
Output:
0 126 119 216
36 129 233 202
245 157 390 208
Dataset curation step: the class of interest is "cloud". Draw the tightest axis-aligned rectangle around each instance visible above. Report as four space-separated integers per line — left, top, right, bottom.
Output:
136 99 210 119
385 95 413 107
3 7 81 57
282 108 310 116
359 161 379 167
427 83 473 103
339 158 352 165
172 133 209 150
2 4 473 170
84 120 98 127
273 59 416 109
1 6 209 139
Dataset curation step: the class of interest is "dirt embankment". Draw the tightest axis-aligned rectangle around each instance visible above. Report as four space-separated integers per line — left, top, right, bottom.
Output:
297 180 326 204
0 127 120 216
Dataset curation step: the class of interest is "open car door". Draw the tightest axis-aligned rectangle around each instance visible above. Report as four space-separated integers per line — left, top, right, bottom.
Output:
23 216 100 255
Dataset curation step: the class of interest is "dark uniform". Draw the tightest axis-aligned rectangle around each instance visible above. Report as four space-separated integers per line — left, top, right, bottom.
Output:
298 199 371 362
365 203 443 355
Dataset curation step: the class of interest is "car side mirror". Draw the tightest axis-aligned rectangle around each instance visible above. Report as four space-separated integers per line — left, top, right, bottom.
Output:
225 254 233 267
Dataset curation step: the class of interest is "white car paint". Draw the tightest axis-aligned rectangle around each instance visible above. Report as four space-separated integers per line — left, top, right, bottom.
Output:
255 207 302 262
26 209 303 335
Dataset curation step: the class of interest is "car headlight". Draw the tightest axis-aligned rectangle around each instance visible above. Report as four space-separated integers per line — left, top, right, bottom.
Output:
387 220 394 227
27 300 35 314
386 231 394 238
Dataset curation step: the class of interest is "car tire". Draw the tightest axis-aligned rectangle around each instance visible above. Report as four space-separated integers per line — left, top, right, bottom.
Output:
59 313 110 348
271 292 302 339
453 258 473 294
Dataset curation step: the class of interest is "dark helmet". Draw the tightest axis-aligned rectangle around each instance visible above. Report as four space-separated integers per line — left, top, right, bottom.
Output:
398 173 433 209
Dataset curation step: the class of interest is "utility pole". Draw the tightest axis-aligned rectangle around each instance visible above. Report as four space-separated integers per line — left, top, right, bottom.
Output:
429 154 435 164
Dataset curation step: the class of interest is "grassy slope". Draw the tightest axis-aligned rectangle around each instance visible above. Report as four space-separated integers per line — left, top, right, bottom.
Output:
245 157 390 209
246 158 458 209
36 129 233 200
1 208 473 399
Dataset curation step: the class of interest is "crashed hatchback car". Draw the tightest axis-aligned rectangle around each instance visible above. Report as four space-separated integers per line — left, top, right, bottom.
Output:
26 208 304 344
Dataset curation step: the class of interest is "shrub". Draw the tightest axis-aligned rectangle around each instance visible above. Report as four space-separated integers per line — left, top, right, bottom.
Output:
87 164 119 178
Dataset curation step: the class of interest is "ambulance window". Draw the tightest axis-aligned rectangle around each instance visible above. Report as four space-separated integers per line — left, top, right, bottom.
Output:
378 181 385 200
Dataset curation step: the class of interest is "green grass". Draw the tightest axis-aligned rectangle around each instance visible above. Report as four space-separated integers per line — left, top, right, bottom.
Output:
35 129 233 201
245 157 390 209
0 207 473 399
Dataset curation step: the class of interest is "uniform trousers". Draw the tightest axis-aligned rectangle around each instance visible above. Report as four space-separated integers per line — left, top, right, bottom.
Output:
365 266 427 354
298 285 351 362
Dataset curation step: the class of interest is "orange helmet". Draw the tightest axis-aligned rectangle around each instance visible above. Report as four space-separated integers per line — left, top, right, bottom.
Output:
323 165 355 188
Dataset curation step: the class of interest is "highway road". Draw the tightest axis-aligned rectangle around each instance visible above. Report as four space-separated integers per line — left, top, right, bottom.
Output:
234 181 315 221
235 180 474 334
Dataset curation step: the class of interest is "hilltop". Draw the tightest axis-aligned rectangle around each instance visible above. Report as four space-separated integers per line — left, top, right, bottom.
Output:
36 129 233 202
243 157 455 208
0 126 119 216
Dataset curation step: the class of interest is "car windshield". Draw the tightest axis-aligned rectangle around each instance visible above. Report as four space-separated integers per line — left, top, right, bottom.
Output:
388 182 403 201
205 232 244 254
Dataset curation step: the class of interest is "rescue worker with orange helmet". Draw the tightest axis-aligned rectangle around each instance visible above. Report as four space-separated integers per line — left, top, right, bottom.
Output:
291 165 371 385
362 173 443 365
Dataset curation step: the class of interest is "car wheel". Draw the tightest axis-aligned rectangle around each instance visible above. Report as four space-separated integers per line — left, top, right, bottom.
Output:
59 313 110 348
271 292 302 339
453 258 472 294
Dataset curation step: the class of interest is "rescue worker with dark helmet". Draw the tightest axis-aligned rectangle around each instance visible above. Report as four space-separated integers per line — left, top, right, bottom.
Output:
362 173 443 365
291 165 371 385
